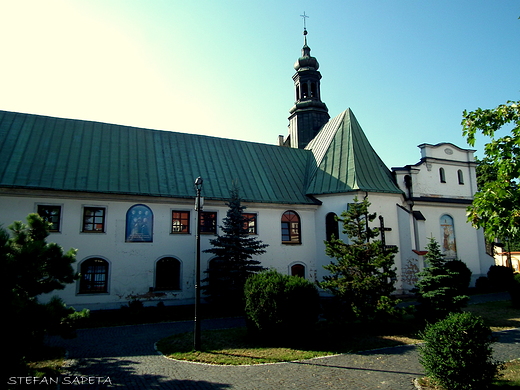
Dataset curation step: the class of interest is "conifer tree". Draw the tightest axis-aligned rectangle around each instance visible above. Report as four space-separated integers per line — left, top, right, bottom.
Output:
320 197 399 322
3 213 88 375
203 184 268 310
414 237 469 322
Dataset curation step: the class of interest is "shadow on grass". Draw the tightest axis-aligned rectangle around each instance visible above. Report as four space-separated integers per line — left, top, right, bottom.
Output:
156 319 425 365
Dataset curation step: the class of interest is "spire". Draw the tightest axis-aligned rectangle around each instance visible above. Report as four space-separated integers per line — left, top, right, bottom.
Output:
295 12 318 71
301 11 309 45
287 13 329 149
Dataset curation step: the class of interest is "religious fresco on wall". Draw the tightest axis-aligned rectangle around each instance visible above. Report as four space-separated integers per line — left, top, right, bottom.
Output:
440 214 457 258
126 204 153 242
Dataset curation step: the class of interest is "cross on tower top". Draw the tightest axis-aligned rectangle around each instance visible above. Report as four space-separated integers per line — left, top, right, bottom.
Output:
300 12 309 35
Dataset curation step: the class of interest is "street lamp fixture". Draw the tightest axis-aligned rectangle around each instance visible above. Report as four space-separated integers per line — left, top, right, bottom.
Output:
193 176 203 351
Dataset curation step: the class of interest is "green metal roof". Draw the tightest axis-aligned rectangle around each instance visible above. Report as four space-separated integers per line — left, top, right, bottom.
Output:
0 110 319 205
305 109 403 195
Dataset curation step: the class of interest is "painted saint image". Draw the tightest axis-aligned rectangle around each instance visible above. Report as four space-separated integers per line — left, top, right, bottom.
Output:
440 214 457 258
126 204 153 242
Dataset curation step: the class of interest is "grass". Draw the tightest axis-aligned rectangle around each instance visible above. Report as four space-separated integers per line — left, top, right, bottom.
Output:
464 300 520 331
155 317 424 365
157 327 338 365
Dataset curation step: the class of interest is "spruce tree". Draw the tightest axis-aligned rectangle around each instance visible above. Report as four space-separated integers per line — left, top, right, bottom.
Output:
203 184 268 310
320 197 399 322
415 237 469 322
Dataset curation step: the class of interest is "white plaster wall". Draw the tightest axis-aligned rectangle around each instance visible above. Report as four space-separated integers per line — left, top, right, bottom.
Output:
412 161 475 199
0 191 320 310
313 192 407 291
413 202 494 281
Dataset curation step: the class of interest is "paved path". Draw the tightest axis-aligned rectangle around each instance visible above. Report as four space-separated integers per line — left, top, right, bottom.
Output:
47 294 519 390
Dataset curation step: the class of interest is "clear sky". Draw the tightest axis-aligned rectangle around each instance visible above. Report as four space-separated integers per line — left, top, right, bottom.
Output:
1 0 518 168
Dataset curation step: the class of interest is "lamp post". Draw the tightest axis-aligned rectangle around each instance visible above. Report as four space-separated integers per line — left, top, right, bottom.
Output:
193 176 203 351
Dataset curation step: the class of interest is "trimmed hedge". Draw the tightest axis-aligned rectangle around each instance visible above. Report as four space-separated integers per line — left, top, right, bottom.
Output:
419 312 502 390
244 269 320 340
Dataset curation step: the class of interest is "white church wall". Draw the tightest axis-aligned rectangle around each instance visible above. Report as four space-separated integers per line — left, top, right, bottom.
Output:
413 201 493 283
0 190 322 310
312 192 407 292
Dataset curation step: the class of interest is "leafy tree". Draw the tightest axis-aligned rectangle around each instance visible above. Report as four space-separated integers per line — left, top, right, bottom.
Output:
3 213 88 375
462 100 519 245
475 157 520 251
203 184 268 310
319 197 399 322
414 237 469 323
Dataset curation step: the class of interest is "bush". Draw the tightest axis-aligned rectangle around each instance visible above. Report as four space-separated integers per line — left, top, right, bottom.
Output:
510 273 520 308
419 312 502 390
445 259 472 293
244 270 320 341
488 265 514 291
475 276 491 293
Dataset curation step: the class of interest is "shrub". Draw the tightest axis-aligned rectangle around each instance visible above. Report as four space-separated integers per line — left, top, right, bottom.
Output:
244 269 320 341
487 265 514 291
419 312 502 390
445 259 472 293
475 276 491 293
510 273 520 308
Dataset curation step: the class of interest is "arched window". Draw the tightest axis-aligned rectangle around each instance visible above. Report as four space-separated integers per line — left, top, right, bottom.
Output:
291 263 305 278
155 257 181 290
310 82 317 97
281 211 301 244
79 258 109 294
457 169 464 185
325 212 339 241
440 214 457 259
301 83 308 99
439 168 446 183
126 204 153 242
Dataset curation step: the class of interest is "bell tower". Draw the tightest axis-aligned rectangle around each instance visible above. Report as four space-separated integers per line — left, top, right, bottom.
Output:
288 16 329 149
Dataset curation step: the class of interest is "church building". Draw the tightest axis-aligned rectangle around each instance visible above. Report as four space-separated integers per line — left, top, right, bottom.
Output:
0 28 493 310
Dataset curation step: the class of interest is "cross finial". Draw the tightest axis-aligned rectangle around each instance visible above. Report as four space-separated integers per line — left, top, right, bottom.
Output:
300 12 309 34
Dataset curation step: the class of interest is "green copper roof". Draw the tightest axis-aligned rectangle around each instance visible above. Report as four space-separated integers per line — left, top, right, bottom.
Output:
0 110 318 205
305 109 403 195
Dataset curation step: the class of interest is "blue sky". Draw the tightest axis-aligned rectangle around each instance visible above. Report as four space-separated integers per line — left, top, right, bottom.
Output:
1 0 518 168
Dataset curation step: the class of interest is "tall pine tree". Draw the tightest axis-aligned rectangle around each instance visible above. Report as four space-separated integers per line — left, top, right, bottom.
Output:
203 184 268 310
320 197 399 322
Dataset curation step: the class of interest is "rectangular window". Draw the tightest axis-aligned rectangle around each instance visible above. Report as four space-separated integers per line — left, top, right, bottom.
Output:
200 212 217 234
37 205 61 232
243 213 257 234
172 211 190 234
82 207 106 233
